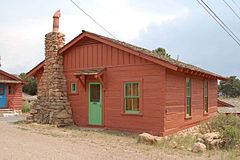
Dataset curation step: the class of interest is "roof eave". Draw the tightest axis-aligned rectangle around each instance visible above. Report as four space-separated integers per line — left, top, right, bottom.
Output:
26 60 44 78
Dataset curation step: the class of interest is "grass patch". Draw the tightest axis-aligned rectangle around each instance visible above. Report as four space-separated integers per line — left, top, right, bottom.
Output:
21 101 30 113
157 134 197 150
200 114 240 150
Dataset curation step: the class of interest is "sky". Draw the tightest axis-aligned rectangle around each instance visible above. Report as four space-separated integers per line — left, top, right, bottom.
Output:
0 0 239 77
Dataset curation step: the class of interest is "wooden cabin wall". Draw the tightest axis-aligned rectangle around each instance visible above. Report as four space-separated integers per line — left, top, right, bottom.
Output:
164 69 217 135
63 40 166 135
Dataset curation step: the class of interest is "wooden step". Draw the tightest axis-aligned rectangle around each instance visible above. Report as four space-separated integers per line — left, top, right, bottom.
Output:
0 108 13 112
0 109 14 116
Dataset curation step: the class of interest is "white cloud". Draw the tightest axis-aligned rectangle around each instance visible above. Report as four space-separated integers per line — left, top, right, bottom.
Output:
0 0 190 74
61 0 190 41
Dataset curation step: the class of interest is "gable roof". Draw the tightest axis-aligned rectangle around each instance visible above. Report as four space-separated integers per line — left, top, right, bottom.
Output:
0 69 23 83
26 60 44 78
27 30 227 80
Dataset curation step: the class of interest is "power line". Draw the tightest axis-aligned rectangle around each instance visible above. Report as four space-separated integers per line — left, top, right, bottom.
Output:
196 0 240 47
70 0 117 39
200 0 240 43
222 0 240 22
231 0 240 12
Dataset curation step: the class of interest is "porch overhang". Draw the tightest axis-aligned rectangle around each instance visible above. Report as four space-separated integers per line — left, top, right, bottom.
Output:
74 68 106 90
0 80 22 84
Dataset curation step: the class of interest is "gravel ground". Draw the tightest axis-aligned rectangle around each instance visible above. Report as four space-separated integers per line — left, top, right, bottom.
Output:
0 119 236 160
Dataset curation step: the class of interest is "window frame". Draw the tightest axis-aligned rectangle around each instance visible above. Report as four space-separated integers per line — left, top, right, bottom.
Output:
8 85 14 95
70 82 78 94
203 80 208 115
122 79 143 115
185 77 191 118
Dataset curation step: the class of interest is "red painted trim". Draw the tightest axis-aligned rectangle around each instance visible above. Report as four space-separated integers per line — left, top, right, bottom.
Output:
26 60 44 77
177 67 227 81
0 70 23 82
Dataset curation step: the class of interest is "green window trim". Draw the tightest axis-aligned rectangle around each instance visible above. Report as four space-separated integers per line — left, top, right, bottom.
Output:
186 77 191 118
124 82 140 114
70 83 77 93
204 80 208 114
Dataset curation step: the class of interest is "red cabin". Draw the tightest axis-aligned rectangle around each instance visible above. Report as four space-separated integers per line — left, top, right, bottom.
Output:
27 30 226 136
0 70 23 110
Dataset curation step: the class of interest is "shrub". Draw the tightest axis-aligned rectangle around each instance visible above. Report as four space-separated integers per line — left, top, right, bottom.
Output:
22 101 30 113
203 114 240 150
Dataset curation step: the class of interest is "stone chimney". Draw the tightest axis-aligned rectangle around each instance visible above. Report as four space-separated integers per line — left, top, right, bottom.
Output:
29 10 73 126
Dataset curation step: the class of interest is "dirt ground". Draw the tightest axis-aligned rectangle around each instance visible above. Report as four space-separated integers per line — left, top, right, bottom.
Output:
0 118 237 160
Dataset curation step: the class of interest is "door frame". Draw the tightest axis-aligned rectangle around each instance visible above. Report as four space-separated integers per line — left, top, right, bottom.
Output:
0 83 6 109
88 82 103 126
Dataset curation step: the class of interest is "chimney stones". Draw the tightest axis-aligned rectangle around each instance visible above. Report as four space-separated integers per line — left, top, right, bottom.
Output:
28 10 73 126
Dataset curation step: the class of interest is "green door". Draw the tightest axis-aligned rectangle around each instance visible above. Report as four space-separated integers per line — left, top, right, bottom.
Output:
88 82 102 125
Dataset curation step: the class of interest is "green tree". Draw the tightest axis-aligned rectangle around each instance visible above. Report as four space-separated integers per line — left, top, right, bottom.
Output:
219 76 240 98
19 73 37 95
152 47 171 58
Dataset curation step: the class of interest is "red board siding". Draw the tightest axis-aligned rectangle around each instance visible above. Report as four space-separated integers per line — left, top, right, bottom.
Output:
164 69 217 135
63 43 150 71
65 64 166 135
33 37 219 136
63 38 166 135
6 84 23 109
0 74 13 80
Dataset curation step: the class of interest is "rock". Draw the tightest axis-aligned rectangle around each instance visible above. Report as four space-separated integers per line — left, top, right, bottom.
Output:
169 140 178 149
137 133 158 145
155 137 163 143
192 142 206 153
202 132 222 149
202 132 220 143
196 137 205 144
56 110 71 119
29 109 38 114
210 139 224 149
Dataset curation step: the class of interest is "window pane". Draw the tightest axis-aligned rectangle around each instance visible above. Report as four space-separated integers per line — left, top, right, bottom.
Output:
186 78 190 87
125 98 132 111
90 84 100 102
186 97 191 115
186 87 190 97
132 98 139 111
0 86 4 95
132 83 139 96
204 97 208 111
71 83 76 93
186 97 190 106
125 83 131 96
8 86 14 94
204 81 208 97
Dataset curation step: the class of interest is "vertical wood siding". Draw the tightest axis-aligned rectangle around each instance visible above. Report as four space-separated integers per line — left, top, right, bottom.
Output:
63 43 149 71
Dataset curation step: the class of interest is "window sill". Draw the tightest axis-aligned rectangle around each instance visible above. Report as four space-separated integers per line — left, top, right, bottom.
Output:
121 112 143 117
185 116 192 120
69 92 78 95
203 112 209 116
